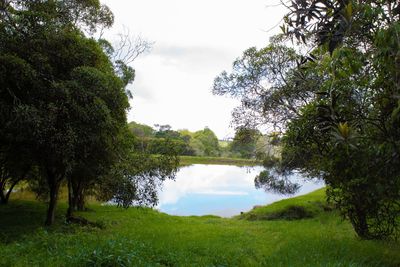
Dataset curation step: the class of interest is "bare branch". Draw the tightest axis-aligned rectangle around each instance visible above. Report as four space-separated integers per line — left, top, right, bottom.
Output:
112 26 154 65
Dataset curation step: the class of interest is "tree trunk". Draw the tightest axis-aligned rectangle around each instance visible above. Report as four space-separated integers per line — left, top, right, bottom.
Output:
1 169 27 205
3 179 20 205
67 176 73 219
354 220 370 239
0 180 6 204
71 178 86 211
45 170 62 226
0 189 6 205
77 192 85 211
351 203 371 239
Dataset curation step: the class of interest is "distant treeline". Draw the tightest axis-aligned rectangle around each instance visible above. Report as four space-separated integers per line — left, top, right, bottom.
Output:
128 122 280 159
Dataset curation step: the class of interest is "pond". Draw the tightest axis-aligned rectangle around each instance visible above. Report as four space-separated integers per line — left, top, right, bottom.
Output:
157 164 324 217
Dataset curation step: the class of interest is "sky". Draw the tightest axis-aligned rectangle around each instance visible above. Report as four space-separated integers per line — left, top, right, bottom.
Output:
101 0 287 139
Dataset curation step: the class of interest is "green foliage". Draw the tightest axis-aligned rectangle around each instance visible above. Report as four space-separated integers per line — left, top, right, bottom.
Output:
0 0 131 224
255 170 300 195
213 38 317 130
280 2 400 239
215 1 400 240
128 121 155 138
192 127 220 157
147 138 190 155
230 127 262 158
188 137 206 156
128 123 224 157
179 156 261 166
96 130 179 208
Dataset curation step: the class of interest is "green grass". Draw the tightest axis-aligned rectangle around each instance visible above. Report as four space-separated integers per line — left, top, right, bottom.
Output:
179 155 261 166
237 189 330 220
1 189 399 266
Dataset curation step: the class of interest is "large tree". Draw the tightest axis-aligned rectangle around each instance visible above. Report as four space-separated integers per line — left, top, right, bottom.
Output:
214 1 400 239
192 127 220 157
230 127 262 159
213 37 320 131
280 0 400 239
0 0 128 225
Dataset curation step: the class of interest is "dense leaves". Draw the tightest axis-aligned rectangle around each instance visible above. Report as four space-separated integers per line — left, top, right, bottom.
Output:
97 130 179 208
0 0 176 225
128 123 224 157
215 1 400 239
230 127 261 159
281 0 400 239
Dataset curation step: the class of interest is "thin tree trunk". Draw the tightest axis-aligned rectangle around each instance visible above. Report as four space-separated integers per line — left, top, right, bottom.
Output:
0 179 7 204
3 179 20 204
45 170 62 226
67 176 73 219
71 178 79 211
77 190 85 211
351 203 371 239
71 179 86 211
0 188 6 205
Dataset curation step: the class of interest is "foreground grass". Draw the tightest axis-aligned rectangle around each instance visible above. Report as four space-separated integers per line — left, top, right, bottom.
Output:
237 189 330 221
179 155 261 166
1 189 399 266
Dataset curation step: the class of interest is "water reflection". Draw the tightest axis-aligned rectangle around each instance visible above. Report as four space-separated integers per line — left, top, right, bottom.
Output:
157 164 324 217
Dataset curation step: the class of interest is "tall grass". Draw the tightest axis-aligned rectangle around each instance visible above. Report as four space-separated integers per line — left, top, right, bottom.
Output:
0 189 399 266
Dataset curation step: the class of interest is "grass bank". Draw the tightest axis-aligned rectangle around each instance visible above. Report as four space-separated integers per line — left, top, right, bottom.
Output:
179 155 261 166
1 189 399 266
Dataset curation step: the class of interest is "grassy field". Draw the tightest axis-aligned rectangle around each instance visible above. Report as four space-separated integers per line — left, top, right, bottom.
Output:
179 155 261 166
1 189 399 266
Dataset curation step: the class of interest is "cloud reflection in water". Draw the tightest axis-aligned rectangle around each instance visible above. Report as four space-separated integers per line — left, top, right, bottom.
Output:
157 164 324 217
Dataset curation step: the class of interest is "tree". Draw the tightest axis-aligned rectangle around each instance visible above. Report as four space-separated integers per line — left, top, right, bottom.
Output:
0 145 32 204
230 127 261 159
66 27 152 214
0 0 128 225
212 37 321 166
280 0 400 239
128 121 155 138
98 27 153 99
215 1 400 239
96 129 179 208
192 127 220 157
154 124 181 139
213 37 319 131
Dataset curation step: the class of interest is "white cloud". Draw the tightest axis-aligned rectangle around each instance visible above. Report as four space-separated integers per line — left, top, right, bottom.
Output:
100 0 288 138
194 190 248 196
157 165 262 205
151 44 232 74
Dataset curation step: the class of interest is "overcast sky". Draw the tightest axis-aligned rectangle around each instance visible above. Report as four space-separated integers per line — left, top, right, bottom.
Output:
101 0 287 139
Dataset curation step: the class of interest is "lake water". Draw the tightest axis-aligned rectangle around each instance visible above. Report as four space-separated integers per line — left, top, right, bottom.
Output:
157 164 324 217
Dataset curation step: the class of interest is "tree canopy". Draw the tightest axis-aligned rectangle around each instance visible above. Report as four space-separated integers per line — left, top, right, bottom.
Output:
214 1 400 239
0 0 176 226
